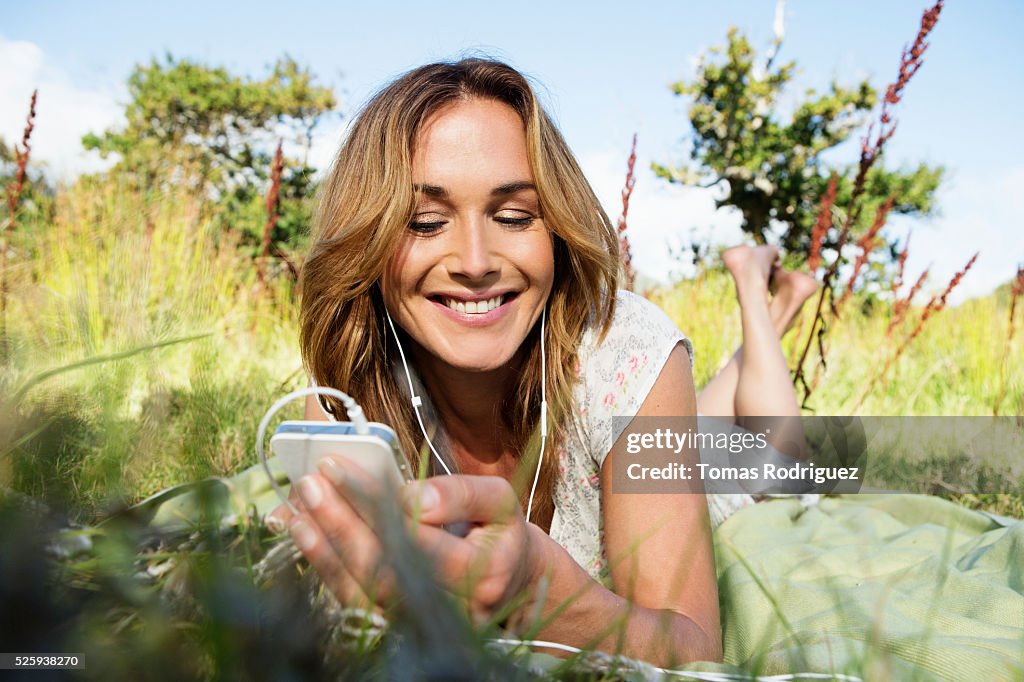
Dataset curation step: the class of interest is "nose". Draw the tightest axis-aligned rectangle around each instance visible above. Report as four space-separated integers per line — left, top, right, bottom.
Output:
446 217 497 281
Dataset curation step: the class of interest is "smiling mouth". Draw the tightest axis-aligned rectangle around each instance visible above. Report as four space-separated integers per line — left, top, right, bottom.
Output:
429 292 518 314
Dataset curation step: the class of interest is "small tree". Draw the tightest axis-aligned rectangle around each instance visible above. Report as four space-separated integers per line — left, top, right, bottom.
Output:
82 54 337 252
653 28 942 265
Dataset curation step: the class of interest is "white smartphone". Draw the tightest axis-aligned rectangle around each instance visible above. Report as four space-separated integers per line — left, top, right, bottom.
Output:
270 421 414 489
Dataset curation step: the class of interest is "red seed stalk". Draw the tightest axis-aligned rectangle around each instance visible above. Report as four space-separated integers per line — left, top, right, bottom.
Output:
839 195 895 308
1011 266 1024 328
888 263 930 337
994 264 1024 414
617 134 638 291
854 251 976 411
846 0 944 233
1 89 37 365
894 253 977 369
793 1 943 409
1007 266 1024 360
807 173 837 272
257 139 284 287
891 230 911 299
4 90 36 233
926 251 978 316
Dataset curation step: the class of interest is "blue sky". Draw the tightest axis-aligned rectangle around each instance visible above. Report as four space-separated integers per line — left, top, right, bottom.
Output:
3 0 1022 301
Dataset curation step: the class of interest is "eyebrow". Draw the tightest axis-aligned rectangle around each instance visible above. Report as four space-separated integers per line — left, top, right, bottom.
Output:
491 181 536 196
413 181 537 198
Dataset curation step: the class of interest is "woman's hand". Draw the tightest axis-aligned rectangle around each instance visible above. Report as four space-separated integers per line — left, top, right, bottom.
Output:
266 474 382 611
271 455 548 625
400 473 546 625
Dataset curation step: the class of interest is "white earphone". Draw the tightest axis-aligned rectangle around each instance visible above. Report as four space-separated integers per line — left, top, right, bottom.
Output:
383 306 549 524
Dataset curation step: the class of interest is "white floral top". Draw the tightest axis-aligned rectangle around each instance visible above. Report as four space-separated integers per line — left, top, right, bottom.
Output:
549 290 755 585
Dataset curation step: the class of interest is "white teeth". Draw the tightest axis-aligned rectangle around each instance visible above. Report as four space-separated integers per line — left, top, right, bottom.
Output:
442 295 504 314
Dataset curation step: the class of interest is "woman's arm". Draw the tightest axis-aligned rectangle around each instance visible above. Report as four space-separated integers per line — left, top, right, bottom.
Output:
521 342 722 665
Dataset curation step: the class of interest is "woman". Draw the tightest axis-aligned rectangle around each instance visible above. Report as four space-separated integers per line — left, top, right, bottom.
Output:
270 57 816 667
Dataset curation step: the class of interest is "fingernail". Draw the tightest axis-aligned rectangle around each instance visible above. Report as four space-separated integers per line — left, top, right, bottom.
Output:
318 456 346 486
296 475 322 510
289 518 317 551
265 514 286 534
418 483 439 512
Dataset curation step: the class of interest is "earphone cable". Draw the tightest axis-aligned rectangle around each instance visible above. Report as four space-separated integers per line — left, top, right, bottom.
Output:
384 309 454 476
256 385 369 514
525 307 547 524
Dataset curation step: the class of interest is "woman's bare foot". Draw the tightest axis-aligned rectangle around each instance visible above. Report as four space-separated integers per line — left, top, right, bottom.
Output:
769 269 819 336
722 244 818 337
722 244 780 299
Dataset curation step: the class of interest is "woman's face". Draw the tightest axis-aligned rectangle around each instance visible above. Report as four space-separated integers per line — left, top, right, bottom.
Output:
382 98 554 375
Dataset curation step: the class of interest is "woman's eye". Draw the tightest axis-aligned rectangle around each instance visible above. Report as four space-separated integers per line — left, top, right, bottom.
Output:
408 220 446 234
494 214 536 227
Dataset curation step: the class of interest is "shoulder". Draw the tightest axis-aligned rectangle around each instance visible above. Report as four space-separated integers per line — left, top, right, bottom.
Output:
579 290 693 370
572 290 694 464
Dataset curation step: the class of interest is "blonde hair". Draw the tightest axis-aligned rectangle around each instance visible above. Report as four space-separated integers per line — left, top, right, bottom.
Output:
299 58 619 524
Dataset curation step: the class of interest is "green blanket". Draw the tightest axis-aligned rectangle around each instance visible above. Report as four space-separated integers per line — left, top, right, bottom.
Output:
133 463 1024 679
713 494 1024 680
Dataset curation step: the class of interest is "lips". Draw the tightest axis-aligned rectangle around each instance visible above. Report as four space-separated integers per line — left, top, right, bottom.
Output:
442 294 499 314
428 291 518 315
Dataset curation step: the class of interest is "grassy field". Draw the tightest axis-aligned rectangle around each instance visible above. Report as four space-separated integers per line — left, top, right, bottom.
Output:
1 178 1021 679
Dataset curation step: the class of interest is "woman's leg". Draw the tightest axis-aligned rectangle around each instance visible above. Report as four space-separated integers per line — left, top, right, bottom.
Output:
695 245 818 419
698 246 820 506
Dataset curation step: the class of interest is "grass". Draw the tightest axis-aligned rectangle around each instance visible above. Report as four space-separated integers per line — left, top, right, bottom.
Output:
650 269 1024 418
2 178 304 518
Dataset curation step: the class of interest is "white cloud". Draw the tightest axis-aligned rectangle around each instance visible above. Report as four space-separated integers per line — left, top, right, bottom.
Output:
0 35 123 180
